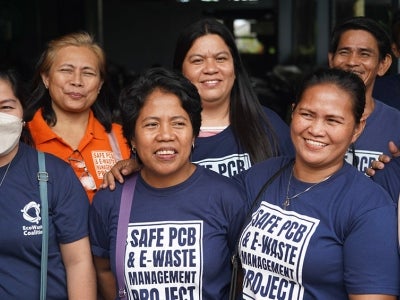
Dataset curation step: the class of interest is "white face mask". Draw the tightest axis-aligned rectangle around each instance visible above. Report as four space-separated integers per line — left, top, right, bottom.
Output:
0 112 24 156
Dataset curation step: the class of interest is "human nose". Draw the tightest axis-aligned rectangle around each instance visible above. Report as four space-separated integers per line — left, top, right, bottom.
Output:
203 58 218 74
344 52 360 67
71 71 83 87
307 119 325 136
156 124 175 141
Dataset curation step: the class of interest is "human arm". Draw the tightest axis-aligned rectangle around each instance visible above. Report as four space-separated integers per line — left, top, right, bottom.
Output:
100 158 140 190
366 141 400 176
60 237 97 300
93 256 117 300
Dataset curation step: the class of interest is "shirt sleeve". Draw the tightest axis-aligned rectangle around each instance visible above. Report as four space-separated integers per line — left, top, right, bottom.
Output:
343 204 400 295
49 157 90 244
371 157 400 205
89 188 120 258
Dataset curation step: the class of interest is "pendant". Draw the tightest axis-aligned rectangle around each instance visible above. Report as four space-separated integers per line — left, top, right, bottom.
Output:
282 198 290 210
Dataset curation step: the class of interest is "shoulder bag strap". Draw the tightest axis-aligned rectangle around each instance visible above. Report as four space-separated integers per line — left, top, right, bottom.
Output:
37 151 49 300
107 131 122 162
116 173 138 299
229 159 293 300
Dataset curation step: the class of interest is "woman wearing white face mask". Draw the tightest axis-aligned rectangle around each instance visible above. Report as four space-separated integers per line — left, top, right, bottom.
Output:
0 112 24 157
0 68 96 299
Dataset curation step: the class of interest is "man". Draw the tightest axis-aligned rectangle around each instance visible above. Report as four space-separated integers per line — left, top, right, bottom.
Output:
328 16 400 173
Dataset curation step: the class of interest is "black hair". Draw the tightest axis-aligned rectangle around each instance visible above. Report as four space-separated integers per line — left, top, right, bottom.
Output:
119 67 202 146
173 18 280 163
329 16 392 60
0 68 33 145
294 68 366 124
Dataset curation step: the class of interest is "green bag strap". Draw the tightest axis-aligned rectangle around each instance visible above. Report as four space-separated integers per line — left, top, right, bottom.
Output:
37 151 49 300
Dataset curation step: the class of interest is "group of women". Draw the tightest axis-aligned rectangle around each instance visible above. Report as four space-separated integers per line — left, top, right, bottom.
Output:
0 16 399 300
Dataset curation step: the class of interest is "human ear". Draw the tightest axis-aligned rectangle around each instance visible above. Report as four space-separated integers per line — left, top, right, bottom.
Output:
41 73 49 89
351 118 366 143
327 52 334 68
377 54 392 76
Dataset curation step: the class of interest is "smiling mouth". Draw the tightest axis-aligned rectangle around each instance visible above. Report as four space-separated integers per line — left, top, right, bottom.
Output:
155 149 176 155
305 139 327 148
346 69 363 76
201 80 221 87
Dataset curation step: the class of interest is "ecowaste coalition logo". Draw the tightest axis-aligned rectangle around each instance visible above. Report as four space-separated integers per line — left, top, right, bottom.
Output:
21 201 43 236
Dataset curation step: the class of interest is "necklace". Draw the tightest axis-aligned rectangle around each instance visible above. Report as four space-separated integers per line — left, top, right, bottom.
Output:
283 166 332 210
0 161 11 187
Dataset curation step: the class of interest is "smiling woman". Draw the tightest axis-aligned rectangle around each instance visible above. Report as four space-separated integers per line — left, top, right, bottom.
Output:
235 68 400 299
101 18 295 190
25 32 131 202
89 67 247 300
131 89 196 187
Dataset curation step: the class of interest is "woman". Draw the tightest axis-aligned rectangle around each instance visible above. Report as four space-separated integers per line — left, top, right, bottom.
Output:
236 68 399 299
173 18 293 168
0 68 96 299
25 31 131 202
102 18 293 188
89 67 247 299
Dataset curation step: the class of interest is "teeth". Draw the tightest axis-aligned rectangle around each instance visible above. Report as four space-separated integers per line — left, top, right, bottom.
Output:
306 139 326 147
156 150 175 155
348 70 361 75
204 80 218 84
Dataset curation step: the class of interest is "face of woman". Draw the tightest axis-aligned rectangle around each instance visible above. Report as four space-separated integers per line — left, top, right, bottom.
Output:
181 34 236 108
41 45 103 115
291 83 364 173
132 89 195 188
0 79 23 119
0 79 24 163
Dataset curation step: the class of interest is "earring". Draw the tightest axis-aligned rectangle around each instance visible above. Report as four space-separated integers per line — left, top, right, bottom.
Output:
131 146 137 160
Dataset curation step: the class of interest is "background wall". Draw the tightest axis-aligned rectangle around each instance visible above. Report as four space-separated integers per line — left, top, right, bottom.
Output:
1 0 398 119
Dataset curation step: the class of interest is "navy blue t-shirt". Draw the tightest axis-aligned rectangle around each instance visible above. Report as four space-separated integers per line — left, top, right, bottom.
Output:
0 143 89 299
373 74 400 110
90 166 247 300
372 156 400 204
344 100 400 172
193 106 294 177
235 156 400 299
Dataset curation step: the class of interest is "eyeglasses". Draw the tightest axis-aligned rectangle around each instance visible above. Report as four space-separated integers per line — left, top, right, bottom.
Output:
68 150 97 191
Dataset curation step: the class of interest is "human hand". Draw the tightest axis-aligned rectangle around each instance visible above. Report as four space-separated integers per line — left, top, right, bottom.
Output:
366 154 392 176
365 141 399 176
388 140 400 157
100 159 140 190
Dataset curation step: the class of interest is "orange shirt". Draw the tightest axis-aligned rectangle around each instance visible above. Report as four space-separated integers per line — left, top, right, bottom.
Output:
28 109 131 202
